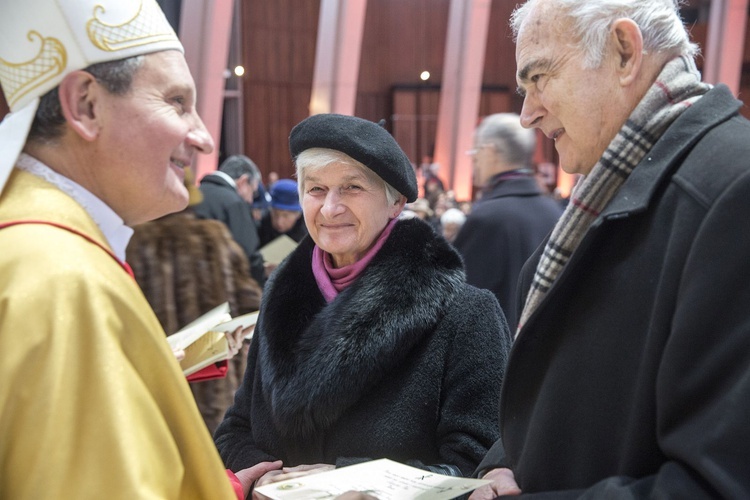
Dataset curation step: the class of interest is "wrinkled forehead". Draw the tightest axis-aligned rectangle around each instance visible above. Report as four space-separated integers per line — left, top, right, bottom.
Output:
514 4 572 78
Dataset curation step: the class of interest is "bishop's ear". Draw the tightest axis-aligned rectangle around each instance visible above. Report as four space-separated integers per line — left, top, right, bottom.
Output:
611 18 644 86
57 70 102 142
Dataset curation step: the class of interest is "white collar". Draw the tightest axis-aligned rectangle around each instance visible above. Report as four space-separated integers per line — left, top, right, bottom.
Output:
15 153 134 261
209 170 238 189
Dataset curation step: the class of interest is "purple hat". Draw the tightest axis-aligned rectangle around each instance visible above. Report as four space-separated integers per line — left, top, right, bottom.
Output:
270 179 301 211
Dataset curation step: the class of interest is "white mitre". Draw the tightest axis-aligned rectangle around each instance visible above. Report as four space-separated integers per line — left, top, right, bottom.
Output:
0 0 184 195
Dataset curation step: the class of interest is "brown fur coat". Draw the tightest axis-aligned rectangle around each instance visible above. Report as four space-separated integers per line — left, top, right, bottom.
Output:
126 209 262 434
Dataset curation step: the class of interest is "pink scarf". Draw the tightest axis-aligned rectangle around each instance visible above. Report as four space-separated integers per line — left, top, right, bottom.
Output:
313 218 398 302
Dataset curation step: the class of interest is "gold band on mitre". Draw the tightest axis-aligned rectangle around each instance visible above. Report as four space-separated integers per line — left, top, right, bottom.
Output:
0 32 67 109
87 1 180 53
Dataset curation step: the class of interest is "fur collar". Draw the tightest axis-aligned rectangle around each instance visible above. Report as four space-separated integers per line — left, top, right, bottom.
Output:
257 218 464 440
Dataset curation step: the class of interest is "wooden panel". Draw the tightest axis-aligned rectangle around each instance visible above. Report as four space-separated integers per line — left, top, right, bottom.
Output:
235 0 750 182
392 86 513 165
240 0 320 181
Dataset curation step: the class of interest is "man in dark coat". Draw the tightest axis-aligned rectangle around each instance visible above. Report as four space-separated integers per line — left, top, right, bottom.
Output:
471 1 750 498
453 113 562 331
193 155 265 285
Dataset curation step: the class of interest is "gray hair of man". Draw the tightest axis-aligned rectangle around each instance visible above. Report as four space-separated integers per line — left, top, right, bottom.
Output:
440 207 467 227
295 148 402 206
27 56 145 144
219 154 262 182
510 0 699 69
475 113 536 168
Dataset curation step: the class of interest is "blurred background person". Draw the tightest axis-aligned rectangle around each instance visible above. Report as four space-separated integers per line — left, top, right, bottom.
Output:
453 113 563 332
127 171 262 434
440 207 466 244
259 178 308 247
215 114 510 491
193 154 266 285
267 170 280 188
251 174 273 224
258 178 309 277
405 197 439 231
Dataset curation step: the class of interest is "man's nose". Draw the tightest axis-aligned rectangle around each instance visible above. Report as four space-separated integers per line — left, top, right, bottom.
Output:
519 93 544 129
188 113 215 154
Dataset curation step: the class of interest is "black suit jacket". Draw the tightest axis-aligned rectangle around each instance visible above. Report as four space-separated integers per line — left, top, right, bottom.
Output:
193 173 265 285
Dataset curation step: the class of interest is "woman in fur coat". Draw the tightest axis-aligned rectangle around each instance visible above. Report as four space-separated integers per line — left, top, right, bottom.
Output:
214 114 511 493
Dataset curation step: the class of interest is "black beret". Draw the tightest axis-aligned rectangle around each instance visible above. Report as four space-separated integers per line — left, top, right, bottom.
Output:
289 113 418 202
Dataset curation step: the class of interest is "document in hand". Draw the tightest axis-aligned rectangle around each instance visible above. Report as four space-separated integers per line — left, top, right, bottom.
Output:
253 458 490 500
166 302 259 376
259 234 298 265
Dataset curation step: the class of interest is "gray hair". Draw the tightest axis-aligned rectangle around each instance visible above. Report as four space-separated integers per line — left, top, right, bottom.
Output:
440 207 466 227
295 148 402 205
27 55 144 143
511 0 698 68
475 113 536 168
219 154 262 181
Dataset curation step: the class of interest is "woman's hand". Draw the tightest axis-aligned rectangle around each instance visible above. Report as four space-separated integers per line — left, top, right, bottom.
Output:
468 468 521 499
335 492 379 499
234 460 283 498
255 463 336 489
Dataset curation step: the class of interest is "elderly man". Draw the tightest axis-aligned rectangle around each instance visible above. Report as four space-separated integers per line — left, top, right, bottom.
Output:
0 1 279 498
453 113 562 331
472 0 750 498
194 154 266 284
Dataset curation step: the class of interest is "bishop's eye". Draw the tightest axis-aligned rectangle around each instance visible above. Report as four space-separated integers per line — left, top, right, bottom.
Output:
170 95 187 112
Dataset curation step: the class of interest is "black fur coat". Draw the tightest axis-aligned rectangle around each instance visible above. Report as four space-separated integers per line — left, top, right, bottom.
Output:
215 218 511 476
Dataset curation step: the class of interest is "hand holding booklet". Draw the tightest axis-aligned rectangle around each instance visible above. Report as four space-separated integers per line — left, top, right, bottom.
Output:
166 302 259 376
254 458 490 500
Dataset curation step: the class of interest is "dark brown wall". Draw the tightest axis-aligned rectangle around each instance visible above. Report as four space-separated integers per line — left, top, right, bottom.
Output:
1 1 747 176
355 0 520 165
240 0 320 181
237 0 525 178
235 0 749 179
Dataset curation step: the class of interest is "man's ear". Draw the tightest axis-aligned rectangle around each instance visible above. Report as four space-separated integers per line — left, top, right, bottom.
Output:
611 18 644 86
58 70 101 142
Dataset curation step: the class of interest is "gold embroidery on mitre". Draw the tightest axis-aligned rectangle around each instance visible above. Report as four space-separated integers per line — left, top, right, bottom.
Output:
87 0 178 52
0 31 67 108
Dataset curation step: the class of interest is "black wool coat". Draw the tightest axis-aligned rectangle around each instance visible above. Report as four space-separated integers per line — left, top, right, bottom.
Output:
215 218 511 476
481 85 750 498
453 174 563 331
193 173 265 285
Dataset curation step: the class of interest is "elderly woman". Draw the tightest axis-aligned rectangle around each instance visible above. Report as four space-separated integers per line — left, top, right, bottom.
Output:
214 114 511 490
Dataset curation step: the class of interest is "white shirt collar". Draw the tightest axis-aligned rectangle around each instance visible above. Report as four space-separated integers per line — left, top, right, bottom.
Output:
209 170 237 189
15 153 134 261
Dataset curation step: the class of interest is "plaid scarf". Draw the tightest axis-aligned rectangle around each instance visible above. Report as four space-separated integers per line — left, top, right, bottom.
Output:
516 56 711 337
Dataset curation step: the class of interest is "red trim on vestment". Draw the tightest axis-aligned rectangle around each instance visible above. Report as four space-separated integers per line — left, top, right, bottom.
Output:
0 219 135 279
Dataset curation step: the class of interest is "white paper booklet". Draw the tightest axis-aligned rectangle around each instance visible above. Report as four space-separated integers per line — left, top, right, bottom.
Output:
254 458 490 500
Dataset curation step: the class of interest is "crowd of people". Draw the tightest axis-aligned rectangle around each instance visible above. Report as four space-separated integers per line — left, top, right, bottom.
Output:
2 0 750 499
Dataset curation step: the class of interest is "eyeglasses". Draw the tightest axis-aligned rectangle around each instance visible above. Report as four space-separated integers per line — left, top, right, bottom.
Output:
465 144 492 156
